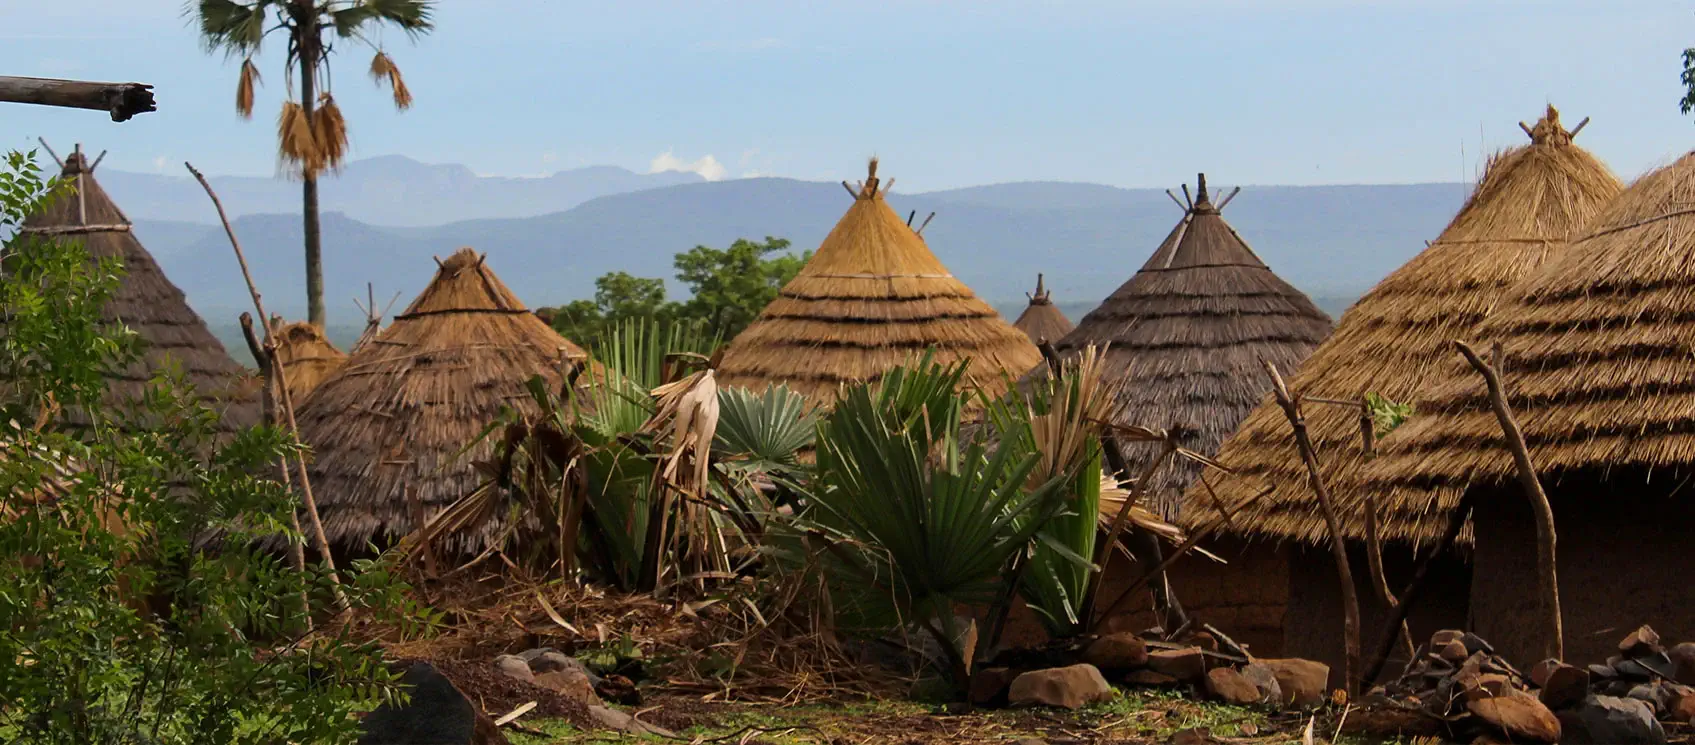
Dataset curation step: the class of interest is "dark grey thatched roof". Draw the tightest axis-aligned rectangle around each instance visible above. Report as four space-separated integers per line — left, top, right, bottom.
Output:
18 149 259 433
1033 174 1332 519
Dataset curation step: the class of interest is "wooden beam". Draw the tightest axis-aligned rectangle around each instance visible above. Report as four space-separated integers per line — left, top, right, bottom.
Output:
0 76 156 122
18 224 131 236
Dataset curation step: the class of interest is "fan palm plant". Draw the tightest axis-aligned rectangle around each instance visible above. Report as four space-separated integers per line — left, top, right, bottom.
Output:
193 0 434 327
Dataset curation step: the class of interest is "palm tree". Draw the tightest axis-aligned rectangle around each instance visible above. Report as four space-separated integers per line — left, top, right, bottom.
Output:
194 0 434 328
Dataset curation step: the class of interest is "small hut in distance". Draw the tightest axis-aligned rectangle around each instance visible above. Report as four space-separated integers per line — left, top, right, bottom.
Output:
294 248 589 555
1012 274 1074 345
716 159 1042 404
271 321 346 404
18 144 259 432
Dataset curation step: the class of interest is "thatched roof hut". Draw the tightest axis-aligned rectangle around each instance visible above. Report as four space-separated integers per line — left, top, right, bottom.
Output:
295 248 588 553
18 148 259 432
1012 274 1074 345
716 159 1042 403
1363 147 1695 513
1182 107 1622 544
272 321 346 404
1034 174 1332 518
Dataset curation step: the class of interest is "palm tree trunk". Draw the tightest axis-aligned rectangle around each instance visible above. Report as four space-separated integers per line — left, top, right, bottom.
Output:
298 11 325 328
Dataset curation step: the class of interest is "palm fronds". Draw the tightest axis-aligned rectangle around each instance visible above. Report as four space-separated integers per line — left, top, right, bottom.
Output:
236 58 262 118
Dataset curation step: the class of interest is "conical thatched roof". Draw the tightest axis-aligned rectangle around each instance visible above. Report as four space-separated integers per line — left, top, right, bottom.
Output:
716 159 1042 403
1034 174 1332 518
1182 107 1622 545
272 321 346 405
295 248 588 553
18 149 259 432
1012 273 1074 345
1363 148 1695 520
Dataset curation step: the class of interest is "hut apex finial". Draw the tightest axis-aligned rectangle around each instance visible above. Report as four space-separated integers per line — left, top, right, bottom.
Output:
1195 173 1209 204
1524 105 1574 146
1031 273 1051 304
860 157 881 199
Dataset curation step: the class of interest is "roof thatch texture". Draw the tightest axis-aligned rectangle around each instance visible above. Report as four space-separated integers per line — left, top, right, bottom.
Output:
716 159 1042 404
1363 147 1695 515
18 150 259 432
1030 174 1332 518
1181 107 1622 546
295 248 588 553
272 321 346 405
1012 273 1074 345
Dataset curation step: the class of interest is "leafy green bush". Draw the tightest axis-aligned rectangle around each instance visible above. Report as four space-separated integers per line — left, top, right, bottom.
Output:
0 150 425 745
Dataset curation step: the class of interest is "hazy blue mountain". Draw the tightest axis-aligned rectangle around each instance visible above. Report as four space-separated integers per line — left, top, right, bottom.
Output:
136 176 1468 332
97 155 705 226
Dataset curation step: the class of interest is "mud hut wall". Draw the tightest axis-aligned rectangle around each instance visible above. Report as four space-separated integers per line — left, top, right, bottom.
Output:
1469 473 1695 668
1285 541 1471 687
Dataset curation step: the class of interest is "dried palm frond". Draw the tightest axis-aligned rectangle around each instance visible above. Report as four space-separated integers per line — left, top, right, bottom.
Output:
236 58 261 119
311 93 349 172
369 51 414 110
276 100 318 174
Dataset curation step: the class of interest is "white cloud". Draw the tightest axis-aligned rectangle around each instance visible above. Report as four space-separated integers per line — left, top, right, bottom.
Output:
741 170 772 178
649 150 727 181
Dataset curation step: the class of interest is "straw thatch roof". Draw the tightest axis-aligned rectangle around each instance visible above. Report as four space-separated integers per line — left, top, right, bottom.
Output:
1362 147 1695 518
295 248 588 553
272 321 346 405
1012 273 1074 345
1031 174 1332 518
716 159 1042 404
17 149 259 432
1182 107 1622 545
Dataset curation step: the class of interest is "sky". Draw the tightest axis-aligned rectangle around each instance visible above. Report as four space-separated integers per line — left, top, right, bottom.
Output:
5 0 1694 191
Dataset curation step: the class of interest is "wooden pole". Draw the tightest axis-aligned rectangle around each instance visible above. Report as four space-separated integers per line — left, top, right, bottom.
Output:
241 312 313 628
187 162 346 609
1264 360 1361 694
0 76 156 121
1362 496 1474 685
1455 340 1562 661
1357 396 1418 664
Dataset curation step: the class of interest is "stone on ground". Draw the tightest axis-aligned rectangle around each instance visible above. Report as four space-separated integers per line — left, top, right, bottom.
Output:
1619 626 1662 657
533 669 601 707
1145 647 1206 682
1465 690 1560 743
1082 632 1148 671
1256 658 1329 709
1203 667 1262 706
587 705 675 737
1123 670 1179 686
359 662 509 745
1537 663 1590 711
1239 663 1282 705
1008 664 1115 710
1670 642 1695 686
1556 695 1666 745
491 655 533 684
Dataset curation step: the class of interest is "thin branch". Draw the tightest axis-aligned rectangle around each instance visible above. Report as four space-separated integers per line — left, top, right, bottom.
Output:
1265 360 1360 695
1455 340 1561 660
1100 484 1275 619
186 161 347 609
1362 496 1474 685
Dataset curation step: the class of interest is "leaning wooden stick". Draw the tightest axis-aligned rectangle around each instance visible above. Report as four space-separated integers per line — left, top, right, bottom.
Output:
1265 360 1360 694
1456 340 1562 660
1357 396 1416 661
1362 496 1474 685
187 162 347 609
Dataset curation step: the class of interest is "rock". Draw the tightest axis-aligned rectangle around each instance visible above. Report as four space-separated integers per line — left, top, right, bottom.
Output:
1465 691 1560 744
1637 651 1677 680
1240 663 1283 704
1258 658 1330 709
359 662 509 745
516 647 557 663
1169 728 1220 745
1431 629 1465 649
971 667 1018 708
1124 670 1179 686
492 655 534 684
1204 668 1263 706
533 669 600 706
1460 632 1495 656
1671 642 1695 685
1082 633 1148 671
1669 687 1695 723
1620 625 1662 657
1556 695 1665 745
527 651 601 686
1587 663 1618 681
1627 682 1678 716
595 674 640 706
1538 664 1590 711
1146 648 1207 682
588 705 675 737
1461 673 1513 700
1614 657 1656 682
1530 658 1563 688
1439 640 1471 664
1189 632 1219 652
1008 665 1114 710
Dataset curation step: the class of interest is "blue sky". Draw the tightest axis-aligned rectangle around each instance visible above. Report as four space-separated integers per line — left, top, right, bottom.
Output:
7 0 1693 190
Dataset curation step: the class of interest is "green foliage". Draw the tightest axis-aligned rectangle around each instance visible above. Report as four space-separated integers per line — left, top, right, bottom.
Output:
1682 47 1695 116
788 357 1073 683
1365 392 1413 439
195 0 434 60
544 237 806 349
0 151 424 745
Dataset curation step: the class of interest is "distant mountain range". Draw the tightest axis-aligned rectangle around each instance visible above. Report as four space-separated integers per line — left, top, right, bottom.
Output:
93 156 1473 348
